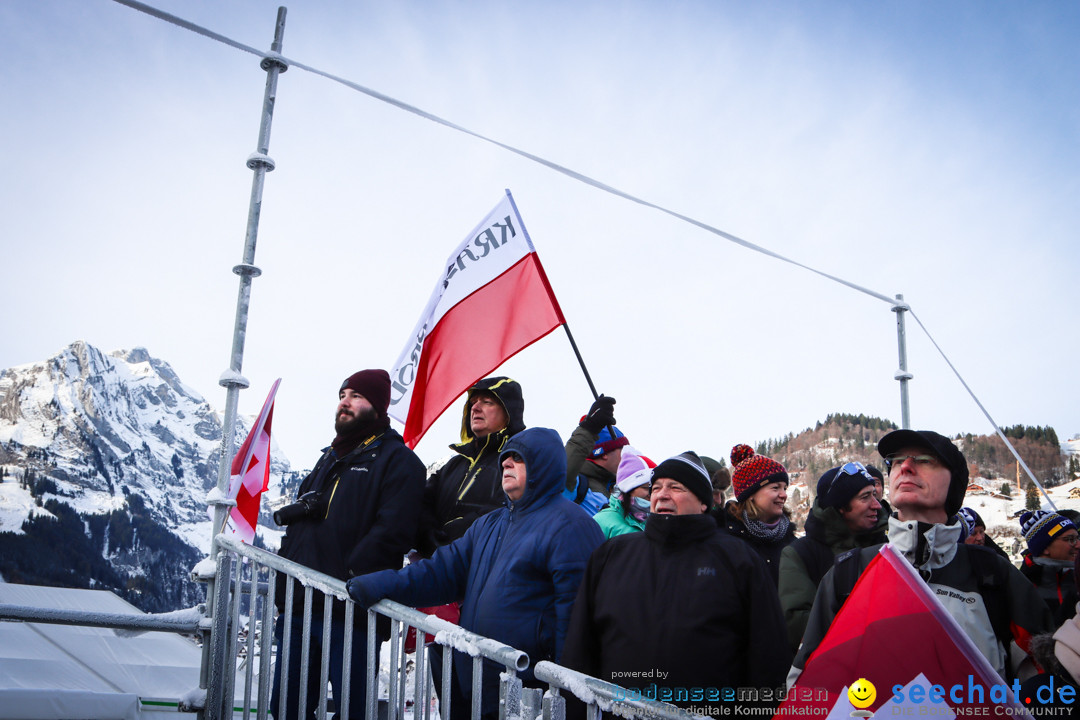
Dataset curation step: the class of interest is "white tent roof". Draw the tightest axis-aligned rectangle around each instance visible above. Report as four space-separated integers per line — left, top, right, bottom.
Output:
0 583 219 720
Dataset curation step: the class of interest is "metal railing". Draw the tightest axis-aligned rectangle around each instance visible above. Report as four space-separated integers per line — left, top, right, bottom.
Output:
204 535 706 720
204 535 531 720
0 536 706 720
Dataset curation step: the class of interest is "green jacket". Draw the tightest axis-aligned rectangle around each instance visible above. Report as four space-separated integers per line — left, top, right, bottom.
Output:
778 498 888 652
593 498 645 539
564 424 615 498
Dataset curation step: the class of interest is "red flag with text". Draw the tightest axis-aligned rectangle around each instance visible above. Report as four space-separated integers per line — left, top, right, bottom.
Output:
780 544 1023 716
388 191 565 448
224 379 280 543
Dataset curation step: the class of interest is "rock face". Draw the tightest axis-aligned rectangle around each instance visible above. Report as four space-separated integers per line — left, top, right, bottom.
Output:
0 341 293 611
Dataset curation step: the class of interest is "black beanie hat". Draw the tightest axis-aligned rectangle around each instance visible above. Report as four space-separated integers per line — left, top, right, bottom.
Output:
878 429 968 517
817 463 876 510
651 451 713 508
340 369 392 417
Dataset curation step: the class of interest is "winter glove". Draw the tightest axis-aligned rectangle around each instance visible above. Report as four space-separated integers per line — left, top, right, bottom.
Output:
346 575 382 610
579 395 616 434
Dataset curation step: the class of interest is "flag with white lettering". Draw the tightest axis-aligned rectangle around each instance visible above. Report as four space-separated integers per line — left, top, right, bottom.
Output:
781 544 1024 715
388 191 565 448
224 379 280 543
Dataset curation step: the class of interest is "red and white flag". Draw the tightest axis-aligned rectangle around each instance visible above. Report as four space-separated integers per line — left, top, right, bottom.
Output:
388 191 565 448
224 379 281 543
781 544 1023 716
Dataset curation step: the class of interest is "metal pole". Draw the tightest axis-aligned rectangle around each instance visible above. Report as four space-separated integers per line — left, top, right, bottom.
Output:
202 8 288 719
892 293 913 429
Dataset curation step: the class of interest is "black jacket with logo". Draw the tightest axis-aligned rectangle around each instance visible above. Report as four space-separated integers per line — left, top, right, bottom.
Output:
276 427 425 621
562 513 790 712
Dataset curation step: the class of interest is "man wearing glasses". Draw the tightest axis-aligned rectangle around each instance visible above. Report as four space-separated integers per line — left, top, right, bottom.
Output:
789 429 1053 685
1019 509 1079 624
778 461 888 653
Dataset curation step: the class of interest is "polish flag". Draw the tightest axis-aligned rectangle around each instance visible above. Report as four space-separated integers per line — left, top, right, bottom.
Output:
388 191 565 448
224 379 280 543
781 544 1023 715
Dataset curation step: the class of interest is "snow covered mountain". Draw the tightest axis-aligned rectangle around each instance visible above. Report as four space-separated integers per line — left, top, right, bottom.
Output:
0 341 292 610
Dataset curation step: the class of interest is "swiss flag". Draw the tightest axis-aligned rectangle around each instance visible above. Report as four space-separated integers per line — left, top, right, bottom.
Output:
224 379 280 543
388 191 565 448
781 544 1023 716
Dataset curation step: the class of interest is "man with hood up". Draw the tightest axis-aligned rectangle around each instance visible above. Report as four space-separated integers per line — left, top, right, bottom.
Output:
416 376 525 557
348 427 604 720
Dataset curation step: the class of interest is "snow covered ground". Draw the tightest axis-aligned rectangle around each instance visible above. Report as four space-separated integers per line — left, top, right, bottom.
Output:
964 474 1079 563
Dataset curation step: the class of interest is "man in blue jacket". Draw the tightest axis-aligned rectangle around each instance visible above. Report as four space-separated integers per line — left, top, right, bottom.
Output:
347 426 605 720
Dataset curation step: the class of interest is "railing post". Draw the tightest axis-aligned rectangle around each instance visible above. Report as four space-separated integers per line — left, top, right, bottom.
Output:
206 552 234 720
256 567 276 720
521 687 543 720
500 671 522 720
542 689 565 720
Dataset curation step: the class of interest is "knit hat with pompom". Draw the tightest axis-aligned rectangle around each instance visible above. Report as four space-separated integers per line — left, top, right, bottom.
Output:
730 444 789 502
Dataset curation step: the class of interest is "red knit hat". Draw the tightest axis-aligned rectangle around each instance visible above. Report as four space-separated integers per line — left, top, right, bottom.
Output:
730 444 789 502
340 369 391 417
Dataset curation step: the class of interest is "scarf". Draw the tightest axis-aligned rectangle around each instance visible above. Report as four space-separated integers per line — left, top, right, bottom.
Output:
742 511 790 544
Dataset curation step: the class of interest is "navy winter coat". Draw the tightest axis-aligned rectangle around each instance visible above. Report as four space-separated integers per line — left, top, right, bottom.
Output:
348 427 605 705
276 426 425 626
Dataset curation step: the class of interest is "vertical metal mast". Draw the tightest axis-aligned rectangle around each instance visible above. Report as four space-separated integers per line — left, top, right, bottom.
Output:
892 293 913 429
209 7 287 553
202 8 288 719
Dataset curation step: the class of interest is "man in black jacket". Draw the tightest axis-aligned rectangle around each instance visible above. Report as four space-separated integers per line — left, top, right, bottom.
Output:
562 451 790 715
416 376 525 556
271 369 425 720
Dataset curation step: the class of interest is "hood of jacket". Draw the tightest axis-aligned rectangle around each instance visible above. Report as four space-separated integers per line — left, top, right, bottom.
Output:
498 427 566 513
455 376 526 446
804 496 889 552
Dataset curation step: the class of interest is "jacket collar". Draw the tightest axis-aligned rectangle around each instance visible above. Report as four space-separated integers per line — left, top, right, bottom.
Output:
451 426 511 461
644 512 717 547
888 514 961 574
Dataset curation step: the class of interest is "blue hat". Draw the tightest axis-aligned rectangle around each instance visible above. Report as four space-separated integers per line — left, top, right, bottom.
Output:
1021 510 1076 557
590 425 628 458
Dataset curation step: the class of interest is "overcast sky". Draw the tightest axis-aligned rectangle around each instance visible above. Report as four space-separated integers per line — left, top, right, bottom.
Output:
2 1 1078 472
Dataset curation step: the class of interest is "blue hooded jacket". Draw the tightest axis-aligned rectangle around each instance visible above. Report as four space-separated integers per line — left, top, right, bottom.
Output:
348 427 604 698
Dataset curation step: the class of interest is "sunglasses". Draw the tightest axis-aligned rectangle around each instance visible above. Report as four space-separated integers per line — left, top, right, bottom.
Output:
822 462 873 495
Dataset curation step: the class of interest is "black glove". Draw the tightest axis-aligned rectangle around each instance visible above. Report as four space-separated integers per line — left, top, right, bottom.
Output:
580 395 616 434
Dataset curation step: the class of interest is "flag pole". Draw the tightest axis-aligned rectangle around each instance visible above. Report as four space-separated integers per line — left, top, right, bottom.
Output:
562 323 600 401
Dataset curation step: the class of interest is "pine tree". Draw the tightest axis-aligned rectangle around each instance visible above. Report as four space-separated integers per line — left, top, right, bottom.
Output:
1025 483 1040 512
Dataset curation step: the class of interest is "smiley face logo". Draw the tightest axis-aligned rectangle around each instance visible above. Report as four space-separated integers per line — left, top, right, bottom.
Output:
847 678 876 709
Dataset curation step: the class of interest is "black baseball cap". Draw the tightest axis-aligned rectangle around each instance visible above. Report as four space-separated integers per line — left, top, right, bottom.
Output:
878 429 969 516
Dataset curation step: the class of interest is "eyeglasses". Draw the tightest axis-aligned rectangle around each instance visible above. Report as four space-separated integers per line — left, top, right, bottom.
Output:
883 454 941 472
1055 533 1080 546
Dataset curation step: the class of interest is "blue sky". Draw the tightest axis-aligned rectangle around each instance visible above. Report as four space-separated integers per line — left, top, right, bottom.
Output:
2 1 1078 472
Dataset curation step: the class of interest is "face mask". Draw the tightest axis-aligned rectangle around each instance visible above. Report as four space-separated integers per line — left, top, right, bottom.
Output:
629 496 650 522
